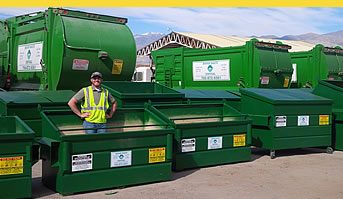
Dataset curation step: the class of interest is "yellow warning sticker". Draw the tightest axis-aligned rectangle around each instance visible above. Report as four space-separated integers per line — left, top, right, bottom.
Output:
112 59 123 74
0 156 23 175
283 77 290 88
233 135 246 147
149 148 166 163
319 115 329 125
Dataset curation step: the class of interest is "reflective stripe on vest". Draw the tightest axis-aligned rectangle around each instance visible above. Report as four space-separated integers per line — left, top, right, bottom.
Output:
81 86 109 123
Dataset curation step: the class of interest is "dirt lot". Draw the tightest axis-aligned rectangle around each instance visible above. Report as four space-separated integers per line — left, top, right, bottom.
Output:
32 148 343 199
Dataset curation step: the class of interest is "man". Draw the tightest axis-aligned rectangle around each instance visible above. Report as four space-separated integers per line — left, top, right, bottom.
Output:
68 72 117 134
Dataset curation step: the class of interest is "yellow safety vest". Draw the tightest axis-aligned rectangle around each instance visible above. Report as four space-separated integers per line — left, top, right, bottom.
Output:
81 86 109 123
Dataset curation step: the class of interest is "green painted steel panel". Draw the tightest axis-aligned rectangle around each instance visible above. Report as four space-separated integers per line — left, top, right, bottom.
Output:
0 90 74 138
240 88 333 156
291 45 343 88
102 81 184 108
152 39 293 91
147 103 252 171
174 89 241 110
0 8 136 91
40 109 173 195
0 116 34 199
240 88 332 105
313 80 343 150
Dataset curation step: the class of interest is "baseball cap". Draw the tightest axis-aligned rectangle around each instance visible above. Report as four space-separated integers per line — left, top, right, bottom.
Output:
91 72 102 79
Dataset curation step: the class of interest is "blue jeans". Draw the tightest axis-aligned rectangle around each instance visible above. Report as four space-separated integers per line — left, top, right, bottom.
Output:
83 120 106 134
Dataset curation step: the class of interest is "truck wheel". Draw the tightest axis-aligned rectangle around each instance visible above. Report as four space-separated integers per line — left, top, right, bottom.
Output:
326 147 334 154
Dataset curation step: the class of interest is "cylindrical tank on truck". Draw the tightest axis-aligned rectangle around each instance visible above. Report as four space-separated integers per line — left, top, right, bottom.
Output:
0 8 136 91
290 44 343 88
151 39 293 91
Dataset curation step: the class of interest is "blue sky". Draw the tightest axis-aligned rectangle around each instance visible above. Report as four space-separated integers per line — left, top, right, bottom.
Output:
1 7 343 36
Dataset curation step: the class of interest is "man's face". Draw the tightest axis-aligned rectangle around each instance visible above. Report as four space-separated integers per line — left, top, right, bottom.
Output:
90 76 102 87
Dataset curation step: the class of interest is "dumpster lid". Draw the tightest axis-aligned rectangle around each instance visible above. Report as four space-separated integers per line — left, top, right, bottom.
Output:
174 89 240 100
318 80 343 92
240 88 332 105
102 81 184 99
0 90 74 104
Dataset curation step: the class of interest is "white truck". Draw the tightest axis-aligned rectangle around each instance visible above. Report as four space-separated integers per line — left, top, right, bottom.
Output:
132 67 155 82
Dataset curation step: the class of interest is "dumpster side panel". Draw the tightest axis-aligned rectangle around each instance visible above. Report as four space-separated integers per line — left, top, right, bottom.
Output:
10 19 46 89
0 117 34 198
334 121 343 150
41 110 173 195
290 51 314 88
183 46 245 90
256 47 293 88
173 124 251 171
153 48 184 88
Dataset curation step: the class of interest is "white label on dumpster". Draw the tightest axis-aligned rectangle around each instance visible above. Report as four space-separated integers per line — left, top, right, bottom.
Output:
72 153 92 172
17 41 43 72
111 151 132 168
72 59 89 70
298 115 309 126
181 138 196 152
292 64 297 83
275 116 287 127
208 136 223 150
192 59 230 81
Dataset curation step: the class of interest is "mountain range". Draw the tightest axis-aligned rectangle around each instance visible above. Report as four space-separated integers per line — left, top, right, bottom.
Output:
134 31 343 51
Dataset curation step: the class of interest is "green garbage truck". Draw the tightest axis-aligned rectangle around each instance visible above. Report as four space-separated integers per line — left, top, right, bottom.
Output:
0 8 136 91
290 45 343 88
152 39 293 91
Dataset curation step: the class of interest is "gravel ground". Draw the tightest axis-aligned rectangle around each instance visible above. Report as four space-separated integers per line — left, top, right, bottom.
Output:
32 148 343 199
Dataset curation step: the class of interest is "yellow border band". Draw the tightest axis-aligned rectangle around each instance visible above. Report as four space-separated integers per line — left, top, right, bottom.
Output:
2 1 343 7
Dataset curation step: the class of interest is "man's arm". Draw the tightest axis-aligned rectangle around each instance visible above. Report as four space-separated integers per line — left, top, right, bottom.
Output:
68 97 90 118
106 100 117 119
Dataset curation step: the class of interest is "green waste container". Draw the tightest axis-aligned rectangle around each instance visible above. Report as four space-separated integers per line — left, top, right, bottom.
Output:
39 109 173 195
152 39 293 90
240 88 333 158
0 90 74 138
313 80 343 150
147 103 252 171
290 45 343 88
175 89 241 111
0 8 136 91
102 81 185 108
0 116 35 198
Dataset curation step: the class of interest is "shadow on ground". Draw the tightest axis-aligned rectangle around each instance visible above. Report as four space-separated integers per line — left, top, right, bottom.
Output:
32 177 56 198
251 147 330 160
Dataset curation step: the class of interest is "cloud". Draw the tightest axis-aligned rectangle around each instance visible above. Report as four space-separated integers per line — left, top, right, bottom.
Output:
0 7 46 16
0 7 342 36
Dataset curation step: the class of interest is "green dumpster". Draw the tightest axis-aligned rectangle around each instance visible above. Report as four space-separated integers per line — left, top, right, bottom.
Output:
0 116 35 198
152 39 293 90
240 88 333 158
175 89 241 111
0 90 74 138
290 45 343 88
40 109 173 195
147 103 252 171
313 80 343 150
0 8 136 91
102 81 184 108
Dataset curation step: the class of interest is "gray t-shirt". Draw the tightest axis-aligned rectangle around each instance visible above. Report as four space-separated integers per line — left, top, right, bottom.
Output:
73 86 115 105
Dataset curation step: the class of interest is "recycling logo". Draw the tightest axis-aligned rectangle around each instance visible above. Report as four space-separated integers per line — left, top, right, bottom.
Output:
207 65 213 72
27 50 31 59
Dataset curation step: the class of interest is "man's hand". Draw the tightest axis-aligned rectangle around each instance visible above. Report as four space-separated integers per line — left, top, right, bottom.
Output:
81 112 91 118
105 113 113 119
